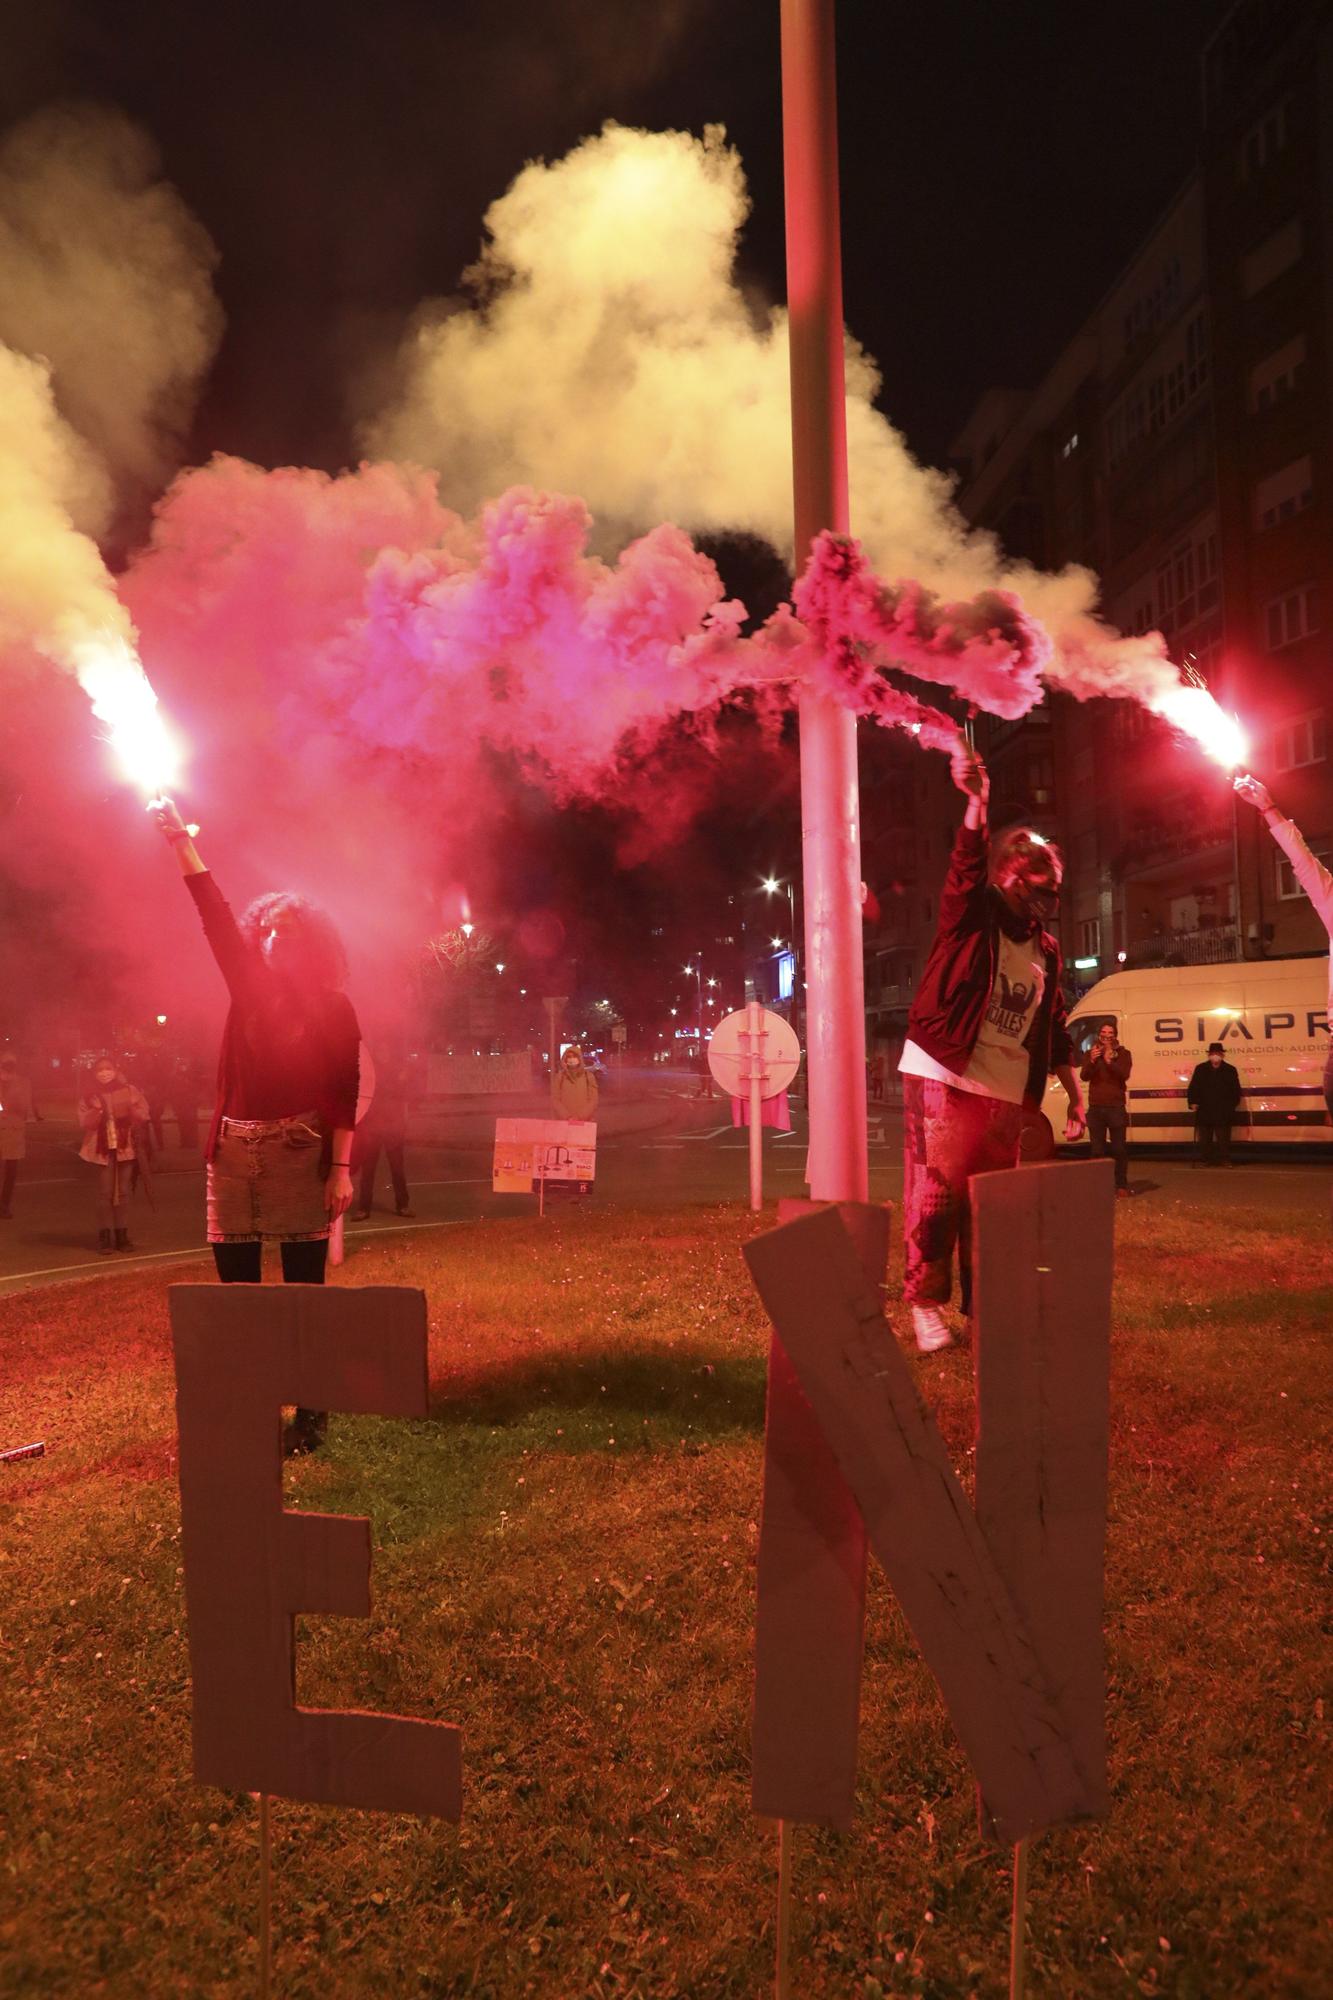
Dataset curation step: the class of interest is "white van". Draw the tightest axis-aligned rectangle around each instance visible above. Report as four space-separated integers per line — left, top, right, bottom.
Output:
1040 956 1330 1147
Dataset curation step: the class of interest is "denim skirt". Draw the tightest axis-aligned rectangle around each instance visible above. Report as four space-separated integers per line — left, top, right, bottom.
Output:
206 1113 328 1243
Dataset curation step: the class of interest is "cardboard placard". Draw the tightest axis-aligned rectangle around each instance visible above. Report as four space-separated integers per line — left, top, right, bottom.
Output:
744 1176 1111 1844
492 1117 596 1194
170 1284 461 1819
750 1201 883 1827
973 1160 1113 1828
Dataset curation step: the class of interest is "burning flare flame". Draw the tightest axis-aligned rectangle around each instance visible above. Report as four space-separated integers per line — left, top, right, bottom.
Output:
1153 684 1248 771
66 631 181 797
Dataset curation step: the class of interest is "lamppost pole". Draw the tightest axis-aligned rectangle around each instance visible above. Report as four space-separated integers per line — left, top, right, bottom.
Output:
782 0 867 1203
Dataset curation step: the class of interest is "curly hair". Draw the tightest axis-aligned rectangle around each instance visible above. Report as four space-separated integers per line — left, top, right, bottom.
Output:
238 893 348 990
990 825 1064 884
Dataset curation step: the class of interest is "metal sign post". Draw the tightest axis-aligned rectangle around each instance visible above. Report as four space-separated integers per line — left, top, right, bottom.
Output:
708 1006 802 1211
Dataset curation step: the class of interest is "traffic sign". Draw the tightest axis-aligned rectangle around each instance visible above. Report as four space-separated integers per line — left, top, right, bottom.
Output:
707 1007 801 1099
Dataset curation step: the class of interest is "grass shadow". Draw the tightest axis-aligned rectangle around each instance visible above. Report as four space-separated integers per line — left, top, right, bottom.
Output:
428 1340 766 1440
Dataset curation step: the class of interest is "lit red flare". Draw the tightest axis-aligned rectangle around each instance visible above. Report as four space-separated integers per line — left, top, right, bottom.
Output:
1152 684 1247 771
66 630 182 797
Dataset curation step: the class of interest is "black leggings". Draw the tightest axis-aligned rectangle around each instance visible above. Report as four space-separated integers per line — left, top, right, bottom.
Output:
212 1239 328 1284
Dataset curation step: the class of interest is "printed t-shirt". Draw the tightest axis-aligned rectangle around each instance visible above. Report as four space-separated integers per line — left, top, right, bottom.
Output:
900 930 1046 1105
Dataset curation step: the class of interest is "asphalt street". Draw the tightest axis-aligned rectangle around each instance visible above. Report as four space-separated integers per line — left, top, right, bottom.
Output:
1 1102 1328 1297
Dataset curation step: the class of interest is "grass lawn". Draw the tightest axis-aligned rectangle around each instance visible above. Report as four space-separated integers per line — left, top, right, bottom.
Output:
1 1195 1330 1998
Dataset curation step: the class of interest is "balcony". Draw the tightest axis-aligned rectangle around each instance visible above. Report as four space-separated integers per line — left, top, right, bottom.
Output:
1123 925 1240 969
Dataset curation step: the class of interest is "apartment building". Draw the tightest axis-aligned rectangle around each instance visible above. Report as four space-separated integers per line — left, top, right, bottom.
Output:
936 0 1332 999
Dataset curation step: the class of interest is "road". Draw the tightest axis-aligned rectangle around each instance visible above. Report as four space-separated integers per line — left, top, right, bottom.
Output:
1 1102 1328 1295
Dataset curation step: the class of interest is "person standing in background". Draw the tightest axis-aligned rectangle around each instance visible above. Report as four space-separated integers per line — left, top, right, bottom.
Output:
0 1052 39 1220
1187 1043 1243 1165
353 1043 415 1219
78 1057 150 1253
1081 1022 1135 1196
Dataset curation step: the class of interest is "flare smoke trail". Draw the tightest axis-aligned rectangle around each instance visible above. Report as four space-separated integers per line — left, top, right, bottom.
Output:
0 106 223 502
3 110 1232 1034
364 121 1183 712
0 106 222 784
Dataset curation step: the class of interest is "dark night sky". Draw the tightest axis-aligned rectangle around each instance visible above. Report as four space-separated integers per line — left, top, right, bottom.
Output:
2 0 1229 475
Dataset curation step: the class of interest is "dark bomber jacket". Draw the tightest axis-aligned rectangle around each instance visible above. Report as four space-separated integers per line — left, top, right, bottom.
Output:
904 823 1073 1109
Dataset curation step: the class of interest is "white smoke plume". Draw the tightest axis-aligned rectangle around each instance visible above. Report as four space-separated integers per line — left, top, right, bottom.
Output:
0 103 223 502
0 345 129 653
364 120 1179 708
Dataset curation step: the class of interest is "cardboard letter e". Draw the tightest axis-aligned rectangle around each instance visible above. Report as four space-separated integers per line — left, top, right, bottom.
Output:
170 1284 461 1818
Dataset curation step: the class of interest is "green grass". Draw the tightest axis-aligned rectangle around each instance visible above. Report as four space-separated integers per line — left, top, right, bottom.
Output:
1 1199 1330 1997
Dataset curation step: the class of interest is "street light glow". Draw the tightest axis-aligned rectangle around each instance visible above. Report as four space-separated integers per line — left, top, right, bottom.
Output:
762 876 779 894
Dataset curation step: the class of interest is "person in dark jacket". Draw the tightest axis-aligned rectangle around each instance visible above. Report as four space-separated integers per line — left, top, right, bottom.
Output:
898 746 1085 1352
153 796 359 1456
1081 1022 1134 1195
353 1044 415 1219
1187 1043 1243 1165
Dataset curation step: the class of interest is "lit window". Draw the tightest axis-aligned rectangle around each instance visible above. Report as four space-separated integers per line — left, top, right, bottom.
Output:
1061 431 1079 459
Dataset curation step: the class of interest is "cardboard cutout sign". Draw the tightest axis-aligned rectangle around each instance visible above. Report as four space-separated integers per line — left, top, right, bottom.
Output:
170 1284 461 1818
750 1200 881 1826
744 1165 1112 1844
493 1116 596 1194
972 1160 1113 1825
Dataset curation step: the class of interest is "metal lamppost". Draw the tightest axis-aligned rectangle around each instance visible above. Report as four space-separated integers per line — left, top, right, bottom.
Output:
782 0 868 1204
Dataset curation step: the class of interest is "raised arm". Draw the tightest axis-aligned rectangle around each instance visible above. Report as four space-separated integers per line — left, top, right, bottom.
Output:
149 796 252 997
1234 776 1333 932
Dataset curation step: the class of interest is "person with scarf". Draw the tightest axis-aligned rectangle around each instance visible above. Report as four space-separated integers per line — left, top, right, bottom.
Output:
152 798 359 1457
898 747 1086 1353
78 1057 150 1253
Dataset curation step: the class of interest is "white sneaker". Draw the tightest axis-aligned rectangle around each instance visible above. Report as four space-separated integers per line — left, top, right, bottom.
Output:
911 1304 953 1353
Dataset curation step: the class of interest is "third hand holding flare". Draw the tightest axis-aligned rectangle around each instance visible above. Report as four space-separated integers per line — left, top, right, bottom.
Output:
1233 773 1275 815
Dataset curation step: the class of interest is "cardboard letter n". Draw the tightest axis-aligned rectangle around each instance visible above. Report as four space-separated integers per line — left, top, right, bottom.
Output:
170 1284 461 1818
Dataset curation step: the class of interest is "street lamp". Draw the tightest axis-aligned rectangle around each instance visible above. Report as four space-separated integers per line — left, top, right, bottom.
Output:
761 875 800 1039
683 960 706 1059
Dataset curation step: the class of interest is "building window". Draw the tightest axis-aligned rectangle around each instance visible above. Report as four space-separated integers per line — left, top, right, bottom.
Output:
1271 712 1326 773
1061 431 1079 459
1250 334 1307 413
1254 457 1313 531
1265 586 1319 650
1122 256 1182 348
1241 219 1303 299
1238 98 1290 182
1277 834 1332 900
1078 917 1101 958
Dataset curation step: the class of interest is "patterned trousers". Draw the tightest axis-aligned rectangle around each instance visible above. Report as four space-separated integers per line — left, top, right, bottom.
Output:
902 1075 1022 1311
